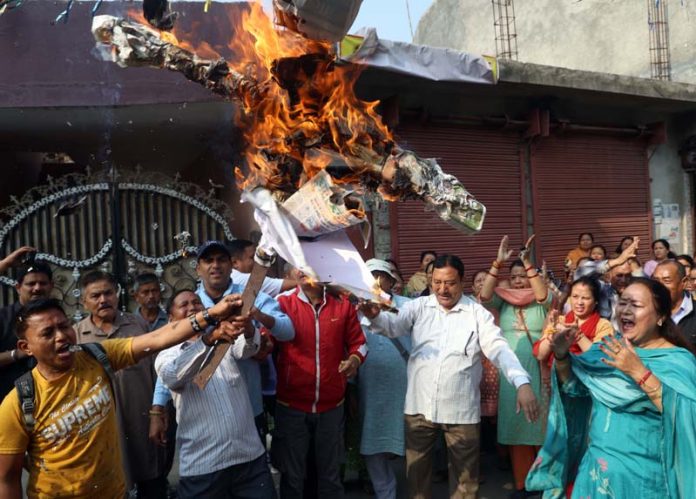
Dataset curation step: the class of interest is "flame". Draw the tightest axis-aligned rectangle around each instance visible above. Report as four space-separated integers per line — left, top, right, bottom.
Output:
127 2 394 194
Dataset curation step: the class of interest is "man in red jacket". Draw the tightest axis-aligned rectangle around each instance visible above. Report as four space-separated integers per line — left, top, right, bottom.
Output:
272 269 367 499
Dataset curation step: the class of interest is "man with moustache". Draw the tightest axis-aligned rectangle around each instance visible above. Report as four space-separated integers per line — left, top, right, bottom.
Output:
359 255 537 499
74 270 168 498
0 250 53 399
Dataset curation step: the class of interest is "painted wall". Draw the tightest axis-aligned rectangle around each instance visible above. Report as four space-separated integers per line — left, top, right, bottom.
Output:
415 0 696 84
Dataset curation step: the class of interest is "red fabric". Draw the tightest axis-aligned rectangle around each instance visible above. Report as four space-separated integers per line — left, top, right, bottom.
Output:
534 311 602 368
275 288 367 413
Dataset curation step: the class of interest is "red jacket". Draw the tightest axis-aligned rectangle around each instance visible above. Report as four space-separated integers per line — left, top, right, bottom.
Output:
275 288 367 413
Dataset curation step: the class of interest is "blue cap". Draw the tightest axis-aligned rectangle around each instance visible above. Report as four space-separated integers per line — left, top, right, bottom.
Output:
196 240 230 260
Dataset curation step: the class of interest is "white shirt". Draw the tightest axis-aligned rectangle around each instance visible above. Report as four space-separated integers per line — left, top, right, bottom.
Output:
232 268 284 297
155 334 264 477
673 292 694 324
365 294 530 425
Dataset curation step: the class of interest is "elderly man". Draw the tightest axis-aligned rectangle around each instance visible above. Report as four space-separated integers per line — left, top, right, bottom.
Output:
0 295 240 498
133 272 168 331
272 266 367 499
359 254 538 499
75 270 168 498
652 260 696 343
0 250 53 399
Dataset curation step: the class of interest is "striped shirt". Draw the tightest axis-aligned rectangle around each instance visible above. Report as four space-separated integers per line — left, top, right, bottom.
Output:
365 294 530 425
154 334 264 477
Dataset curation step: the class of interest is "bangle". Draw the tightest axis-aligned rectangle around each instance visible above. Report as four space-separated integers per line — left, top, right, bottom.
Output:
149 410 165 417
491 260 501 269
525 265 534 272
202 309 219 328
10 349 17 362
527 273 539 279
637 370 653 387
487 270 498 278
349 354 362 366
188 313 203 333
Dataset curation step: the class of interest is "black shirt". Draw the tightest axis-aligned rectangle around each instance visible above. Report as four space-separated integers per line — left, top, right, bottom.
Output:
0 302 35 399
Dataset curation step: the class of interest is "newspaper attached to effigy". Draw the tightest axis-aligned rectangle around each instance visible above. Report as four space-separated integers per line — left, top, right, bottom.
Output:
281 170 369 242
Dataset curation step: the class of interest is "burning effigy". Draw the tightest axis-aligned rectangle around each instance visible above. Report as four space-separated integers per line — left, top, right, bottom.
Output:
91 1 486 384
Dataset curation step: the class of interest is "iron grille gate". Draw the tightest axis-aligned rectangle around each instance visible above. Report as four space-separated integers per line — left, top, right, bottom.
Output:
0 167 235 320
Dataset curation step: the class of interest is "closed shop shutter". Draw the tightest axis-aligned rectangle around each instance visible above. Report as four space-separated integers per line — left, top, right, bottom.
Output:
393 123 525 284
531 134 653 277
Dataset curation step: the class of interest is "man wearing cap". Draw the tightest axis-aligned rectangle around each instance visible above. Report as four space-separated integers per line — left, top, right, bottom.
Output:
271 266 367 499
0 248 53 399
358 259 411 499
151 240 294 446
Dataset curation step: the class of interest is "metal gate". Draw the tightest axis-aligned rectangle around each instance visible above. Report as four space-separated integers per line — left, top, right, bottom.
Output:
0 166 235 320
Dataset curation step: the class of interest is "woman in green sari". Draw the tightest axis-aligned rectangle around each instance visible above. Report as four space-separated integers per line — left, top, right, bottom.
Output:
527 278 696 498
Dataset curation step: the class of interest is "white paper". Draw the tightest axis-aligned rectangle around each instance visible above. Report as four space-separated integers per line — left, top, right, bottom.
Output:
299 231 388 301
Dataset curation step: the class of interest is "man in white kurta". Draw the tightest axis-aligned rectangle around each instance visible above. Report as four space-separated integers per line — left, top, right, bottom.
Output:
360 255 539 499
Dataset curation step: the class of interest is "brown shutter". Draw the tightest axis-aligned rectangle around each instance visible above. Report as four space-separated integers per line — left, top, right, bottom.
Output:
530 134 653 277
392 123 525 284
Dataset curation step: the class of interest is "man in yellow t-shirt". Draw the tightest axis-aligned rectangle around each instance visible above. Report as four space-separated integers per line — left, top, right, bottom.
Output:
0 295 247 498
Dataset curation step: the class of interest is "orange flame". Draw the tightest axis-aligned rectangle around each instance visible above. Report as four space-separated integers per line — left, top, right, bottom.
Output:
128 2 394 193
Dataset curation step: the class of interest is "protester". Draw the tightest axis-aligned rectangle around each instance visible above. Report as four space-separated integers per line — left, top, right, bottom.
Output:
565 233 593 268
359 254 538 499
527 278 696 497
228 239 296 295
643 238 671 276
75 271 168 498
358 259 410 499
271 267 367 499
652 260 696 344
405 251 437 297
589 244 606 261
479 235 550 498
690 266 696 295
535 276 613 365
571 238 642 328
676 254 694 276
418 261 436 297
195 240 294 447
614 236 634 256
0 251 52 399
155 291 277 499
385 259 406 296
133 272 168 331
148 289 203 491
0 295 241 498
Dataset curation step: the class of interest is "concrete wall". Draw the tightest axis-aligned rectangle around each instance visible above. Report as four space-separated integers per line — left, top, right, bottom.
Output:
415 0 696 84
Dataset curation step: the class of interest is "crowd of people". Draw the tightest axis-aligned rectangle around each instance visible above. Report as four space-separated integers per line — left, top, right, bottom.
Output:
0 231 695 499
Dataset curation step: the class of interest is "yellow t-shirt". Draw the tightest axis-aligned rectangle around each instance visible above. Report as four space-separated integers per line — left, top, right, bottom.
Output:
0 338 135 498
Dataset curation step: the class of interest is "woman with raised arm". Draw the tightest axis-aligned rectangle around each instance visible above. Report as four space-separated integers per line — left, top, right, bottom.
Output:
535 276 613 366
527 278 696 498
480 235 551 498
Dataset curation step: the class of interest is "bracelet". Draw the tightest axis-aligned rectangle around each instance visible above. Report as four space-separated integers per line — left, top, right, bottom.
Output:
148 410 165 417
525 265 534 272
10 349 17 362
491 260 501 269
202 309 219 328
486 270 498 278
527 273 539 279
637 370 653 387
188 313 203 333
